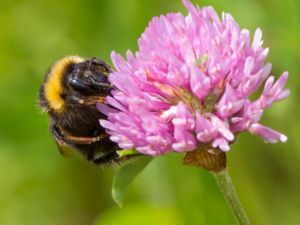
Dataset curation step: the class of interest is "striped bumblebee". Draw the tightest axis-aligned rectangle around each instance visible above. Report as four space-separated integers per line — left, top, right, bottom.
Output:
39 56 119 164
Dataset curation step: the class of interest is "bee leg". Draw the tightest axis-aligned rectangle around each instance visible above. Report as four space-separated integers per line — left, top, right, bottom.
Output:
67 95 106 105
62 134 107 145
83 96 106 105
53 126 107 145
51 125 67 146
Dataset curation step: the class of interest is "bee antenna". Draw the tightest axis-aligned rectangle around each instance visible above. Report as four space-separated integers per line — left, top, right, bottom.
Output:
88 57 97 70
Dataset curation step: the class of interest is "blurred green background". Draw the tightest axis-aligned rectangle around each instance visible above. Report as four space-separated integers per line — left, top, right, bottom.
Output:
0 0 299 224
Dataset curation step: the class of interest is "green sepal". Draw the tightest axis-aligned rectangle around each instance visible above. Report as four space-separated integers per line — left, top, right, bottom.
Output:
117 149 139 158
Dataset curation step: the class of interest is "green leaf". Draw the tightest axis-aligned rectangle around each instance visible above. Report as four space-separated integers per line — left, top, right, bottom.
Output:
112 155 153 207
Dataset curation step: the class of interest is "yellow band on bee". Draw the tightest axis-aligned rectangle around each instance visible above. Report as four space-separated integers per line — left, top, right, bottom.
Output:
44 56 84 112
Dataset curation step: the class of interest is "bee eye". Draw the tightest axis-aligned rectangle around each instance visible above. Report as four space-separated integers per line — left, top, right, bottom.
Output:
68 76 90 92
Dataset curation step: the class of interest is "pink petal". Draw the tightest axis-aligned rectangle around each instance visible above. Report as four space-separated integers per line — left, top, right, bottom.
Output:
249 123 287 143
189 64 211 100
252 28 263 50
212 138 230 151
210 115 234 141
195 112 218 142
111 51 131 72
172 102 195 130
217 84 244 118
172 127 196 152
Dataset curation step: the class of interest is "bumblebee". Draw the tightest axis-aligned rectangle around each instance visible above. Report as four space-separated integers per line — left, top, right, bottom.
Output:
39 56 119 164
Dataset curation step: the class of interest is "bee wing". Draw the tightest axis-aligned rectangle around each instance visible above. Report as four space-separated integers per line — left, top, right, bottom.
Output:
55 141 76 157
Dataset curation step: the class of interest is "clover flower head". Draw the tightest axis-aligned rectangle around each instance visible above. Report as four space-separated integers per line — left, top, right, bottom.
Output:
98 0 289 156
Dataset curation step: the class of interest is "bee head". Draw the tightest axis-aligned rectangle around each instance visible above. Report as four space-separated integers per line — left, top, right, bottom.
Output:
40 56 113 113
66 57 112 97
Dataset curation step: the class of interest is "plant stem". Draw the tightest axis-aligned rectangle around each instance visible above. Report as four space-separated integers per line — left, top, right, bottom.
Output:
213 170 251 225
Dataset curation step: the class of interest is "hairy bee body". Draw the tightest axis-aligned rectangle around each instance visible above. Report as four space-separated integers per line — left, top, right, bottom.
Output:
39 56 118 164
